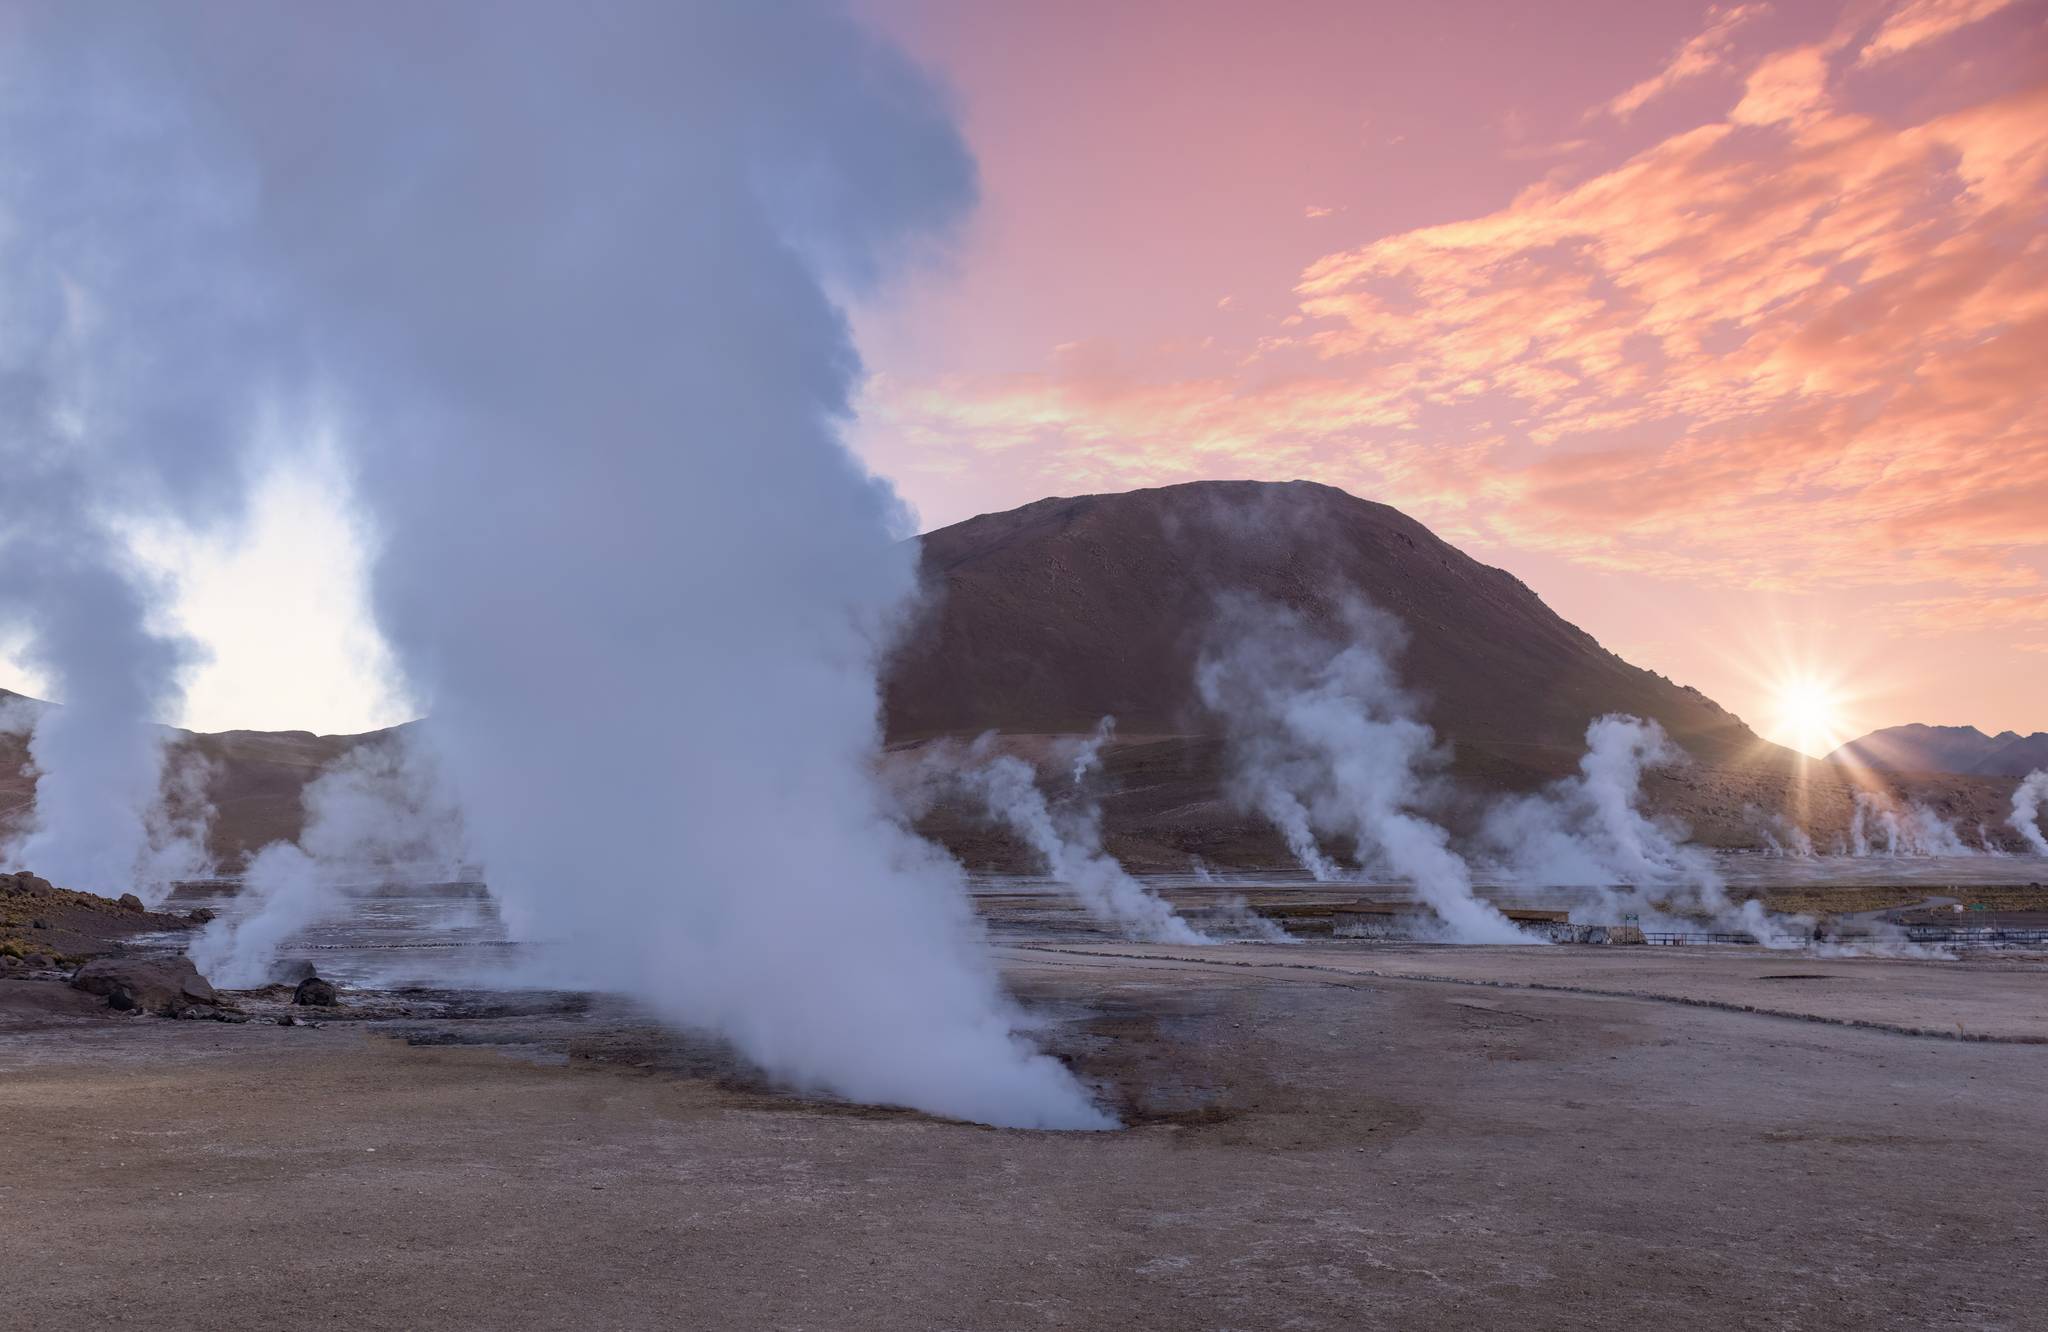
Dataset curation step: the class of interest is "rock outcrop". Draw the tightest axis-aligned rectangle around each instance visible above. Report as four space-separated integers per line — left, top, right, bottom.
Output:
71 956 218 1017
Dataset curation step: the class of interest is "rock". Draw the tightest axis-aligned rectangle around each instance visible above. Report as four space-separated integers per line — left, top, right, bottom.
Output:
293 975 339 1007
186 907 216 924
71 956 218 1016
178 1004 221 1021
23 952 54 969
276 1014 298 1027
117 893 146 912
30 918 48 930
0 955 19 969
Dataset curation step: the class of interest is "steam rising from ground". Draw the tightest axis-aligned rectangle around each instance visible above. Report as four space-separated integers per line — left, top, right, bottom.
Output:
190 731 468 986
1480 716 1792 943
1197 596 1526 943
2014 771 2048 856
894 725 1207 944
7 1 1106 1129
1849 791 1974 857
1197 595 1811 945
0 15 284 899
1751 808 1816 858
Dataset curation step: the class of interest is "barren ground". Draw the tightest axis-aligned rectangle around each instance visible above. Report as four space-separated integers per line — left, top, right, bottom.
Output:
4 925 2045 1331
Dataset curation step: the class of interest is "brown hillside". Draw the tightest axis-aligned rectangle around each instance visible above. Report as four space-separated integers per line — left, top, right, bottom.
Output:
887 480 1754 765
883 481 2026 864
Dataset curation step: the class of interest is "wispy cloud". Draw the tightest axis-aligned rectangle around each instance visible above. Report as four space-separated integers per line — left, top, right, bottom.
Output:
1857 0 2022 64
1594 3 1770 121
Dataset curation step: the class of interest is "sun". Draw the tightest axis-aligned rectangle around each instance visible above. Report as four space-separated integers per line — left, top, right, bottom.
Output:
1771 675 1845 758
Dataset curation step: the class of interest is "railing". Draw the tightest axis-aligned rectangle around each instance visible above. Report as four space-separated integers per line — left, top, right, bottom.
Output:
1899 926 2048 947
1641 931 1766 946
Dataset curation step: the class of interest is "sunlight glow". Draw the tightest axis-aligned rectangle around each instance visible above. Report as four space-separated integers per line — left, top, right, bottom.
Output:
1770 675 1846 759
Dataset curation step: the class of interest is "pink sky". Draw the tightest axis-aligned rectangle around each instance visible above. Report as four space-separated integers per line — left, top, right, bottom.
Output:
850 0 2048 754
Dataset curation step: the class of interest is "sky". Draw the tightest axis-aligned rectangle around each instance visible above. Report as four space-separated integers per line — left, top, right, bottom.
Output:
851 0 2048 753
5 0 2043 754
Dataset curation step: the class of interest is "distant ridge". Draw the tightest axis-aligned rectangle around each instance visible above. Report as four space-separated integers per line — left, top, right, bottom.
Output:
1830 723 2048 777
886 479 1754 765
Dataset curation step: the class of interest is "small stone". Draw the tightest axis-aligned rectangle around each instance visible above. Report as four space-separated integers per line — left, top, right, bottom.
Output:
276 1014 298 1027
178 1004 221 1021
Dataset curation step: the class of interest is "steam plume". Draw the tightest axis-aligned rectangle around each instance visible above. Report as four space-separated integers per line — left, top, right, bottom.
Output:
14 1 1104 1128
190 731 468 987
2013 771 2048 856
1480 716 1793 943
0 12 290 897
1196 595 1526 943
1849 790 1973 857
891 728 1206 943
959 736 1205 944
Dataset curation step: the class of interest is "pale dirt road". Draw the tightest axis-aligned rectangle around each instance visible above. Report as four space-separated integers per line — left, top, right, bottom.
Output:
2 945 2044 1331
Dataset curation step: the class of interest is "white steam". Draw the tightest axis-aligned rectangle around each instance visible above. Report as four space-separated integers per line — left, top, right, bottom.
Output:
12 1 1106 1129
2012 770 2048 856
1194 595 1812 946
1750 807 1816 858
1196 596 1527 944
1480 716 1796 944
0 12 277 899
190 731 468 986
897 729 1208 944
1849 790 1973 857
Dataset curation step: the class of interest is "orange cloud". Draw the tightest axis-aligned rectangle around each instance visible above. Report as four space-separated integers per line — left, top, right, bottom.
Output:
1595 3 1769 121
862 7 2048 653
1856 0 2023 64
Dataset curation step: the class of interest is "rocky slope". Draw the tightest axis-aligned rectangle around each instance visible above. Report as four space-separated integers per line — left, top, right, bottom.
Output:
1831 723 2048 777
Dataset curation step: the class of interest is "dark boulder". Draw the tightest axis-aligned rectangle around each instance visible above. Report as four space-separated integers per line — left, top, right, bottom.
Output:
117 893 145 912
292 975 338 1007
71 956 217 1016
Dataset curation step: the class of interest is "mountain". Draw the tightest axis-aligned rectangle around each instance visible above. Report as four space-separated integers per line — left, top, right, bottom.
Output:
1984 733 2048 776
885 481 2028 865
1830 724 2048 777
886 480 1755 764
3 481 2035 879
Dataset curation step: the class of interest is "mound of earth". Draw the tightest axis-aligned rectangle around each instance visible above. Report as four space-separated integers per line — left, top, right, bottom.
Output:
0 870 195 968
71 955 217 1016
